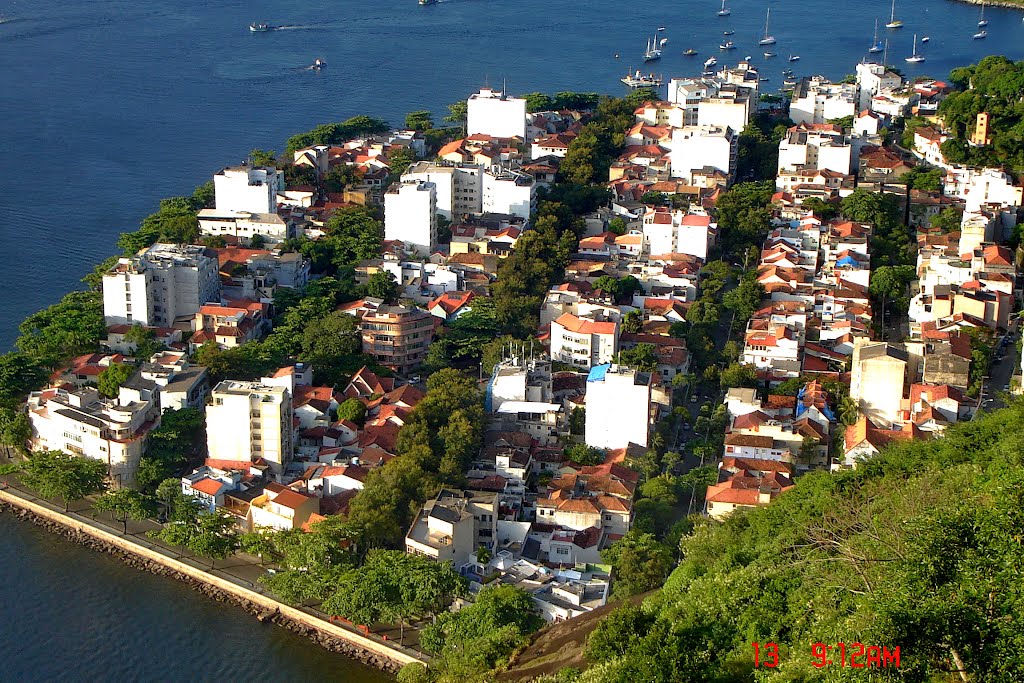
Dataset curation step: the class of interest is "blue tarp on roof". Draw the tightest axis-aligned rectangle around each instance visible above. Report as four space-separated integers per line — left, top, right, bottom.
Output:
796 384 836 422
836 255 859 267
587 364 611 382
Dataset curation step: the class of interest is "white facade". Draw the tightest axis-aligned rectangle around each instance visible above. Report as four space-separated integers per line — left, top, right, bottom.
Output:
482 168 536 219
384 180 438 255
213 165 285 214
790 77 858 126
667 79 711 125
27 386 159 488
777 128 854 175
467 88 527 139
584 365 651 449
403 161 483 219
550 314 619 369
669 125 736 182
206 381 293 479
642 208 715 260
856 63 902 111
197 209 290 245
102 243 220 328
697 97 749 134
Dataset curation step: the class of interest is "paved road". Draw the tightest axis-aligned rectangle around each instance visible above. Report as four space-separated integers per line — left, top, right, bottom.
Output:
979 328 1020 412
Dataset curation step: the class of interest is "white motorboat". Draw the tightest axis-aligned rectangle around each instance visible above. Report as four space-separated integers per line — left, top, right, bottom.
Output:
621 70 663 87
249 22 270 32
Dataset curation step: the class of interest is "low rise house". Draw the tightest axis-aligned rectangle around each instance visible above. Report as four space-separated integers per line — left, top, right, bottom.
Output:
406 489 499 563
550 313 619 369
247 482 320 531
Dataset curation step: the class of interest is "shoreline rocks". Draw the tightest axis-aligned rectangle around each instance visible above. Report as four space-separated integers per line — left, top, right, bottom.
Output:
0 502 401 674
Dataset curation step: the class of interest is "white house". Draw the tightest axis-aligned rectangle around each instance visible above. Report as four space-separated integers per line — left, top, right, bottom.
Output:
213 165 285 214
669 125 737 183
384 180 438 255
467 88 527 140
584 364 652 449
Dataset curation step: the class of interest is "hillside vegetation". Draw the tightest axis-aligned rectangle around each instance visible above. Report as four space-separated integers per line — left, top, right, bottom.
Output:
527 403 1024 683
940 55 1024 173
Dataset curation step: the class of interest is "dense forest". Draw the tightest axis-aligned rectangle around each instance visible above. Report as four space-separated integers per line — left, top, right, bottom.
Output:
528 402 1024 683
939 55 1024 173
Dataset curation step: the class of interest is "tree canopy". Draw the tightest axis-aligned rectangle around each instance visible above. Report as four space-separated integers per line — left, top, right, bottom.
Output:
20 450 107 510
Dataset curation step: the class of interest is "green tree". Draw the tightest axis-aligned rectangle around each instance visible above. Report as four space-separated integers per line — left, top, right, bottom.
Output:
869 264 916 339
405 110 434 131
615 343 658 372
602 531 675 599
248 149 277 166
299 311 361 383
365 270 399 302
20 450 107 510
124 324 162 361
336 397 367 426
97 362 135 398
523 92 554 112
565 443 605 466
388 146 417 178
930 206 963 233
719 362 757 389
93 489 155 533
444 101 468 125
0 408 32 455
621 310 643 334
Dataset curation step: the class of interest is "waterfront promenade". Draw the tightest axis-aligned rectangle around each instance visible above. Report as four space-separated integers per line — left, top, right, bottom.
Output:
0 467 428 672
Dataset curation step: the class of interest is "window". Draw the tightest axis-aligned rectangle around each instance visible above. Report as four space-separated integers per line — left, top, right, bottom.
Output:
555 547 569 556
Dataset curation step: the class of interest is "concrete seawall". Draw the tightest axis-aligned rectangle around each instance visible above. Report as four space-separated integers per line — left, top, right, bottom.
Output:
0 488 424 674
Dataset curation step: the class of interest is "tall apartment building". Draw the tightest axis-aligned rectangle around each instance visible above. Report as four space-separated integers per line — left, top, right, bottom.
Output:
102 243 220 328
213 165 285 214
669 125 737 183
205 380 293 479
467 88 527 139
482 168 536 219
584 364 652 449
384 180 438 255
402 161 483 219
789 76 858 126
550 313 619 369
27 385 160 488
359 305 436 372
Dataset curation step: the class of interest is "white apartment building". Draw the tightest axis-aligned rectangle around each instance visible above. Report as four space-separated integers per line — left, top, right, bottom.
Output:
467 88 527 140
790 76 858 126
102 243 220 328
697 92 751 134
850 341 910 428
206 380 293 479
667 79 712 125
402 161 483 219
482 168 536 219
670 125 737 182
856 62 902 112
584 364 652 449
550 313 619 369
27 386 160 488
944 167 1024 213
196 209 291 245
642 208 716 259
777 125 854 176
384 180 438 255
213 165 285 214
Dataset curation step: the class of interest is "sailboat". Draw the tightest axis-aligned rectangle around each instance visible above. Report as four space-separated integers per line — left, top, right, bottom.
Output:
759 7 776 45
978 1 989 27
643 33 662 62
717 0 731 17
869 19 884 52
886 0 903 28
905 33 924 62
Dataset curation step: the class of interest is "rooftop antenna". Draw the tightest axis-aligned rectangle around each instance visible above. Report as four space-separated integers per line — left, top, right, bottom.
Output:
502 76 507 97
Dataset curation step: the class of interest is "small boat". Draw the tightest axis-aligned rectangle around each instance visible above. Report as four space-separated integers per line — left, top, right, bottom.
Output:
759 76 770 82
684 48 699 56
905 34 924 62
763 51 776 57
720 40 736 50
704 56 717 68
643 33 663 62
973 29 988 39
886 0 903 28
419 0 439 4
788 54 800 62
621 70 663 87
249 22 270 32
717 0 731 16
310 57 327 70
759 7 776 45
723 30 735 36
921 36 930 43
869 18 884 52
978 1 988 26
658 26 666 31
783 79 797 87
744 54 752 61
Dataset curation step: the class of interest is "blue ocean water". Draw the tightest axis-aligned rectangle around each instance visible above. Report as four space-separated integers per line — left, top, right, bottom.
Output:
0 0 1021 678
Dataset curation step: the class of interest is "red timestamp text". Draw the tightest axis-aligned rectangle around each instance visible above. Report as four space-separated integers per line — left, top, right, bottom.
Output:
811 642 900 668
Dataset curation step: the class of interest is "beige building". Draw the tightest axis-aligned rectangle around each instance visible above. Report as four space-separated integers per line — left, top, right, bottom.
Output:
247 482 320 531
850 341 911 428
406 489 499 564
359 305 435 372
206 381 293 479
550 313 619 369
